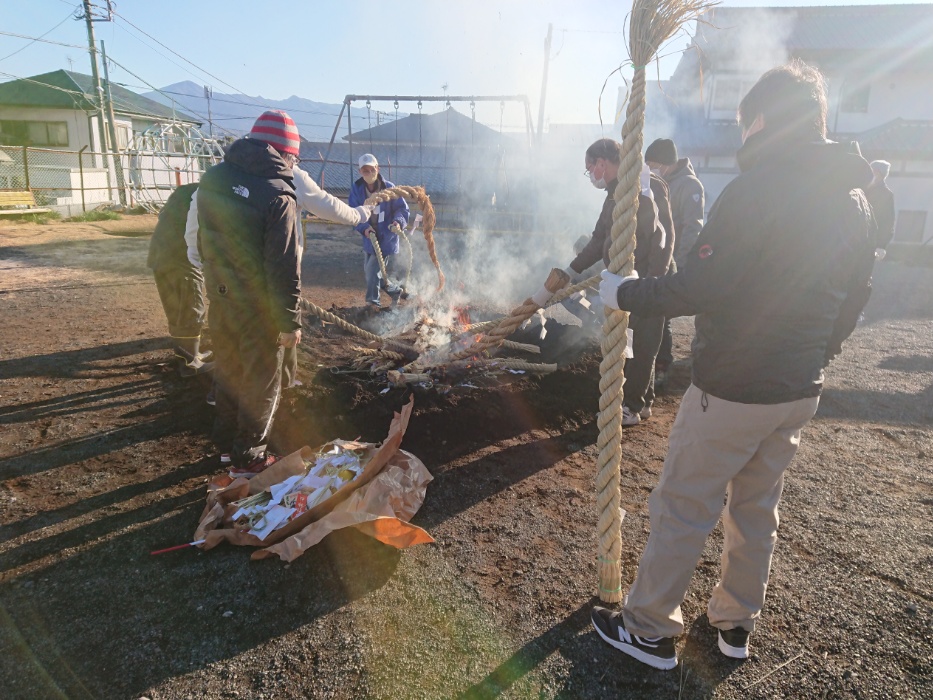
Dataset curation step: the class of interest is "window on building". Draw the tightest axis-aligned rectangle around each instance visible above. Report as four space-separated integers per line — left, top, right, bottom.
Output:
712 79 741 113
0 119 68 147
115 124 130 150
840 81 871 113
894 210 927 243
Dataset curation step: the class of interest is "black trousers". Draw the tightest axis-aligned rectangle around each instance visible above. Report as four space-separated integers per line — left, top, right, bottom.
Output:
209 296 284 466
152 265 206 339
624 313 665 414
656 263 677 368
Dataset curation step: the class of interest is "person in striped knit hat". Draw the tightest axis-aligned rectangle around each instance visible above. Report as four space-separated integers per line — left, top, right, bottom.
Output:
196 110 306 477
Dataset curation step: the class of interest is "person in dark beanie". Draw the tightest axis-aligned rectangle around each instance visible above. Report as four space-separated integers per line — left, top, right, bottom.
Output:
594 60 875 669
147 182 214 377
197 110 303 477
646 137 706 381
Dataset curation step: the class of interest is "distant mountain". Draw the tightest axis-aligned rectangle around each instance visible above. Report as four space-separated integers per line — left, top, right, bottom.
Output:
142 81 403 143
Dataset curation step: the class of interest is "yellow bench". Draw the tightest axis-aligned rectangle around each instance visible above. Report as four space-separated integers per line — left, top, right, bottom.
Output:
0 190 52 215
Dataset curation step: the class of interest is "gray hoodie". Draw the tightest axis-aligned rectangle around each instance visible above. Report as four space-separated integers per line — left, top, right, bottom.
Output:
665 158 705 267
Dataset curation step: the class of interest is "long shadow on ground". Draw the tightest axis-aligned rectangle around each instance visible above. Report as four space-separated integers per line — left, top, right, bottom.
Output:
0 505 398 700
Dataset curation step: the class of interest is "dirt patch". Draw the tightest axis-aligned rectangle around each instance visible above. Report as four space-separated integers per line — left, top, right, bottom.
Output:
0 217 931 699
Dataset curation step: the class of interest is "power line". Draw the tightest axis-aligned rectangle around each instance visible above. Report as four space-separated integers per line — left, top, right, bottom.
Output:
0 29 87 51
0 5 80 63
108 7 256 109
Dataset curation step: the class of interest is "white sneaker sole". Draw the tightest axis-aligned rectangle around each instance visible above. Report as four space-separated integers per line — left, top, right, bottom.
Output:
718 631 750 659
592 618 678 671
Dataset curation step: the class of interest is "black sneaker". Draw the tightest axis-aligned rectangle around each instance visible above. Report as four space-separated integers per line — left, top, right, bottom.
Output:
591 606 678 670
718 627 750 659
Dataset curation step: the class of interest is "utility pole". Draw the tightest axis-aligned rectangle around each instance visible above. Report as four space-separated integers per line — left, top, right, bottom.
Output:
204 85 214 139
80 0 114 200
81 1 109 162
100 40 126 205
536 23 553 141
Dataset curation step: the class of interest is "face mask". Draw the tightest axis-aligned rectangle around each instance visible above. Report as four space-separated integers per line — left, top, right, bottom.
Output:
650 167 661 176
588 169 606 190
362 171 378 185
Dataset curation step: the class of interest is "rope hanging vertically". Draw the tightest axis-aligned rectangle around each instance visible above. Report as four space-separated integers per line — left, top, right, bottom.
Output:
595 0 717 604
364 185 445 291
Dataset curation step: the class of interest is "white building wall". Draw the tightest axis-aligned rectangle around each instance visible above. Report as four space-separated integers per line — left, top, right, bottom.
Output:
831 72 933 133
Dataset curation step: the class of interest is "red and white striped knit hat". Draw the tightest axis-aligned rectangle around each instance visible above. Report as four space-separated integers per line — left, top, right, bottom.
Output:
249 110 300 155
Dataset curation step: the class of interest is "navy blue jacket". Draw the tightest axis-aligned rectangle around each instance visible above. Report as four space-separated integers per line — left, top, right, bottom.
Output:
348 174 409 256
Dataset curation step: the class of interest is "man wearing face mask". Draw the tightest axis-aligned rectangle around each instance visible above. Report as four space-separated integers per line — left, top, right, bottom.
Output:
349 154 409 308
566 138 668 426
592 60 875 670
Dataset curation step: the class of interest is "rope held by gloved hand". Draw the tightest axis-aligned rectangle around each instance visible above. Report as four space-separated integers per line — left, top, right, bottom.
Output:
365 186 444 291
593 0 715 604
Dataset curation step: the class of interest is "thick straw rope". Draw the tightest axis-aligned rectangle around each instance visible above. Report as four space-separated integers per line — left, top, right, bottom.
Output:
445 268 570 362
364 186 445 291
352 346 406 361
369 235 390 290
299 297 415 353
594 0 715 604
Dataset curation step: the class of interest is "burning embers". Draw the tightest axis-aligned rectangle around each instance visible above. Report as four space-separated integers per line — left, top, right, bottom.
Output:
333 303 556 392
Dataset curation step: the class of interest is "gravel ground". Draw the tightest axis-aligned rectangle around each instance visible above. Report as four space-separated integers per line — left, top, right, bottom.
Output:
0 219 930 699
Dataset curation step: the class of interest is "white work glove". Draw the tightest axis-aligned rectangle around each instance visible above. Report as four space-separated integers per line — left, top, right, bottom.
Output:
389 222 403 234
278 329 302 348
599 270 638 311
354 204 373 224
563 266 583 284
874 247 886 261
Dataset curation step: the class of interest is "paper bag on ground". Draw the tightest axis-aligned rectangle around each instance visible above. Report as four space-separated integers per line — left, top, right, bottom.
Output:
196 396 430 557
252 448 434 561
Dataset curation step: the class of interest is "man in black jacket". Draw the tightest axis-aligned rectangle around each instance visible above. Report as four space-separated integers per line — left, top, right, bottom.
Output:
591 61 875 670
197 110 303 477
568 138 668 426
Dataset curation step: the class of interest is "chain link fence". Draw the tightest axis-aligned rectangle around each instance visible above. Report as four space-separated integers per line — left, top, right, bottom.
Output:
0 144 219 216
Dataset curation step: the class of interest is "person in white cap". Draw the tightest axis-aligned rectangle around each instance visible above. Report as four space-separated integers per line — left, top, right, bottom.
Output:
349 153 410 308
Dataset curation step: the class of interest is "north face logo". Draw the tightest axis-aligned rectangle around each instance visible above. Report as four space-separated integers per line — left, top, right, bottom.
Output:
232 185 249 198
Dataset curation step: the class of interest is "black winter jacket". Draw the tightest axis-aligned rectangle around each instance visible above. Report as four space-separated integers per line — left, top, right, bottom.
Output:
616 133 876 404
197 138 301 333
665 158 705 267
569 178 664 278
147 183 198 271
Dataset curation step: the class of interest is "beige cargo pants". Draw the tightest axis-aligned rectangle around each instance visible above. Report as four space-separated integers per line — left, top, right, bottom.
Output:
622 384 820 638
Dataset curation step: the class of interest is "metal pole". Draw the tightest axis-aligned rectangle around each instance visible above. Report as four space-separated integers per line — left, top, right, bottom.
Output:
537 23 553 140
79 145 87 212
100 40 127 205
22 145 29 191
347 104 353 193
204 85 214 139
81 0 110 185
319 99 347 187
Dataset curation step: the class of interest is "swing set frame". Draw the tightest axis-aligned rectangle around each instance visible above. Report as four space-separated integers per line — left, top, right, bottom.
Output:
318 94 537 192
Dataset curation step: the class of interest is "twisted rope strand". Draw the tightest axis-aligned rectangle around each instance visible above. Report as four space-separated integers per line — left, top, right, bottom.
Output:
364 186 445 291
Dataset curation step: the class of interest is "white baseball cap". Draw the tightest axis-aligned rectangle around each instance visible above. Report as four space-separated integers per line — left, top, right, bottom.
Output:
358 153 379 169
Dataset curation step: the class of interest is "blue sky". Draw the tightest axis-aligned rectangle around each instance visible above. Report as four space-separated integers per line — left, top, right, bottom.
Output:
1 0 928 129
